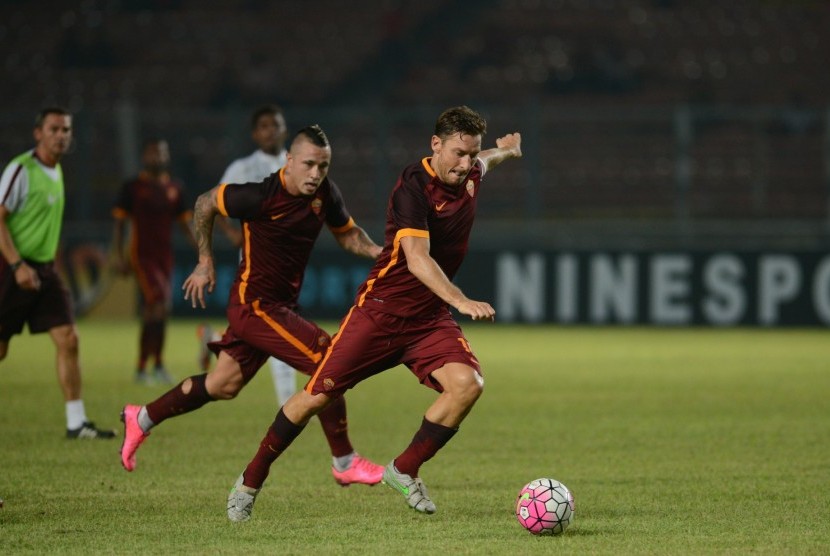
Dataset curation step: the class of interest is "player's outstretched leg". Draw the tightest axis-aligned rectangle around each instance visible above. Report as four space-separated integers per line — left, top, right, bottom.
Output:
120 373 215 471
120 404 150 471
227 474 260 522
382 462 436 514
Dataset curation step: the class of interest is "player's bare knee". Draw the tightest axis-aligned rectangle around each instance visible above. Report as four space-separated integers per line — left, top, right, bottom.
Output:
206 377 235 399
220 387 241 400
458 371 484 406
467 377 484 403
455 370 484 405
55 329 79 356
285 391 329 424
205 354 244 399
308 393 331 413
215 377 243 400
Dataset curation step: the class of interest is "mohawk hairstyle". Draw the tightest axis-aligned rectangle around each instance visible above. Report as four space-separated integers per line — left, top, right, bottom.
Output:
291 125 330 149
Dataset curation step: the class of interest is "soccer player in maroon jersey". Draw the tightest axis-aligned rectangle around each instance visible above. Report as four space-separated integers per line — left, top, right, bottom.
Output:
120 125 386 488
113 139 197 385
225 106 522 521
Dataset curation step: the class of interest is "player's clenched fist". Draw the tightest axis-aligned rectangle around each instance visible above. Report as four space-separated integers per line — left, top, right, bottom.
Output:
455 299 496 322
495 132 522 158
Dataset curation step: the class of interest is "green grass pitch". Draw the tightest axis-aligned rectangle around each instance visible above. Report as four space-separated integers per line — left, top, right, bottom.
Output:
1 319 829 554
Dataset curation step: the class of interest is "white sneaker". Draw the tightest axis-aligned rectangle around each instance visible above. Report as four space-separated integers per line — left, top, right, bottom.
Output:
227 474 260 522
381 462 436 514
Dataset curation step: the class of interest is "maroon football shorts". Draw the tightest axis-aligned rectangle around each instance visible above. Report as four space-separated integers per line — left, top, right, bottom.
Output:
133 257 173 306
0 260 74 341
208 299 330 384
306 305 481 397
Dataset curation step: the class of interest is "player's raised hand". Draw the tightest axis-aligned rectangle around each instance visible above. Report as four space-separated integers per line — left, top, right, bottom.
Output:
478 132 523 172
182 260 215 309
495 132 522 158
455 298 496 322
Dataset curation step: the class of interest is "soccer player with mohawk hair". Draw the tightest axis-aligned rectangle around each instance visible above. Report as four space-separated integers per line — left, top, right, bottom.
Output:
120 125 385 488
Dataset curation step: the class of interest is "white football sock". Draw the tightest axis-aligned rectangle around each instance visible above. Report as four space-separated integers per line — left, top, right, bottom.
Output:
137 406 155 433
66 399 87 430
269 358 296 405
333 452 355 472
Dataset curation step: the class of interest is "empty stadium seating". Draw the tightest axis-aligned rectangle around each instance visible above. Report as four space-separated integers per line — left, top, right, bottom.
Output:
1 0 827 227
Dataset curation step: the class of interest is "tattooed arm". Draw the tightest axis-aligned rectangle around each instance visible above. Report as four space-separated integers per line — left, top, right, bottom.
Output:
182 187 221 308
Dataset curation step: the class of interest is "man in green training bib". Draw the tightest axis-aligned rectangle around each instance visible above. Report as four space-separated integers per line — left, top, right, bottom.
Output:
0 106 115 439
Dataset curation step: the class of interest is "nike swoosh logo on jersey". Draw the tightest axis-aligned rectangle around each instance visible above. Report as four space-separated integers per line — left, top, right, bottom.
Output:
435 201 448 212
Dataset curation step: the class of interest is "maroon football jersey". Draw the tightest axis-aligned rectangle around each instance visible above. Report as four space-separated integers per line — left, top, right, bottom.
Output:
112 171 190 265
355 157 485 318
218 167 354 308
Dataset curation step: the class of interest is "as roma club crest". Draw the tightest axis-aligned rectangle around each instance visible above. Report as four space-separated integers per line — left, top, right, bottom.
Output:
466 180 475 197
311 198 323 215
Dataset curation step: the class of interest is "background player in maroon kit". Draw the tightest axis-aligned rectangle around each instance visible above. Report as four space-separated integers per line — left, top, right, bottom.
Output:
120 125 386 488
113 139 197 385
225 106 522 521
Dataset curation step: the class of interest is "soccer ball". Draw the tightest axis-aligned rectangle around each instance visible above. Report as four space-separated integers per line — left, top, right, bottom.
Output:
515 478 574 535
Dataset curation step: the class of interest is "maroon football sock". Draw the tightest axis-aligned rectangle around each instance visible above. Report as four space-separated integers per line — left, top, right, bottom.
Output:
393 417 458 477
145 374 213 425
138 323 151 370
242 409 306 489
144 320 165 367
154 320 167 367
317 396 354 458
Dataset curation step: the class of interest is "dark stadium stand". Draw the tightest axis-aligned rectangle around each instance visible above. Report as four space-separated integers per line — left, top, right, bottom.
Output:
1 0 828 235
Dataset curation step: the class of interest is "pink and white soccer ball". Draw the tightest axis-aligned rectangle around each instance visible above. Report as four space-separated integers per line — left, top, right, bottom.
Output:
515 478 574 535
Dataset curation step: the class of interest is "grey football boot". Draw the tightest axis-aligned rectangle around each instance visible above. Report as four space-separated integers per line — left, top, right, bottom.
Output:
381 462 436 514
227 474 260 522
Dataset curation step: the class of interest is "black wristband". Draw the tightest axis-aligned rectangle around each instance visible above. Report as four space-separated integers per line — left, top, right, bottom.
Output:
9 259 23 272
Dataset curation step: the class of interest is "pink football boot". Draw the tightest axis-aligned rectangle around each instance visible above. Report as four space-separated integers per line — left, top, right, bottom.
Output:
120 404 150 471
332 454 384 486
